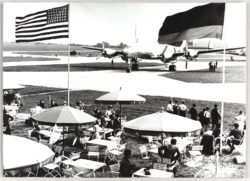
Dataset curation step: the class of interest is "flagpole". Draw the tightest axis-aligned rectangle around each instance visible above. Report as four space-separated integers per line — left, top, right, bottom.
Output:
220 42 226 155
67 4 70 106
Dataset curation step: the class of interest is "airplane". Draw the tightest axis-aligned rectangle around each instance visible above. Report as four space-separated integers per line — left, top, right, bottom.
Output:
81 41 245 73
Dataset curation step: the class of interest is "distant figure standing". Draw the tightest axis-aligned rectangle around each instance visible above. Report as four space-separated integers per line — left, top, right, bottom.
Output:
166 100 174 113
50 100 59 107
203 107 211 132
173 100 179 115
198 108 206 135
189 104 198 120
211 104 221 130
235 110 246 132
185 61 188 69
178 100 188 117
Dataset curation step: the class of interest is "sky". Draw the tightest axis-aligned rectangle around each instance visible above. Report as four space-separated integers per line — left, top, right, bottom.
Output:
3 2 246 47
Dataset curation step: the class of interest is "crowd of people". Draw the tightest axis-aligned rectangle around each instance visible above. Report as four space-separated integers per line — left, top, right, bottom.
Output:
164 99 246 155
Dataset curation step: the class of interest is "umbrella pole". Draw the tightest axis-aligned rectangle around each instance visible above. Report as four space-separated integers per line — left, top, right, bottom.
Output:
120 104 122 124
63 126 65 155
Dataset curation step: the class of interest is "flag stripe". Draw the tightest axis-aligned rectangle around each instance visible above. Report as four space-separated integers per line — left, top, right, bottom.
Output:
16 10 47 20
16 31 68 40
15 4 69 43
16 14 47 24
16 35 69 43
16 23 48 31
16 19 47 27
16 30 69 38
158 25 223 44
15 24 69 34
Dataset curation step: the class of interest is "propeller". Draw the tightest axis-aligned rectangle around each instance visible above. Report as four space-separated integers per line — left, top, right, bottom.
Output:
96 41 107 60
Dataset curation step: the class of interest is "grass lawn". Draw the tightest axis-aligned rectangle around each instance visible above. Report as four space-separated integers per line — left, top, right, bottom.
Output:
3 56 60 62
161 66 246 83
17 86 245 134
3 62 161 72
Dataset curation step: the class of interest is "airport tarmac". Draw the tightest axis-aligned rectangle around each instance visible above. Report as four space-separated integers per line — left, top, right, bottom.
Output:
3 53 246 104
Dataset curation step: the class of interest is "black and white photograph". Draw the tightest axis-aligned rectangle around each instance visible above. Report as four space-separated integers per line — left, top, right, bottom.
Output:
2 1 247 178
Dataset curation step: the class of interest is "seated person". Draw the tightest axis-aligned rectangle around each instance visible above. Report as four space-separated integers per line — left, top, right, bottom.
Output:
227 123 243 152
200 130 214 155
31 121 41 142
120 149 135 177
91 121 101 140
158 138 181 176
79 133 90 149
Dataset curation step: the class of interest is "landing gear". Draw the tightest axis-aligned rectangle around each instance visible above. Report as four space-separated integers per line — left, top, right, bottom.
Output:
131 63 139 71
126 67 131 73
169 64 176 71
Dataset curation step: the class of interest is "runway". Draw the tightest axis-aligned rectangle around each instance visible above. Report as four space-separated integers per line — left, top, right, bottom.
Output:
3 53 246 104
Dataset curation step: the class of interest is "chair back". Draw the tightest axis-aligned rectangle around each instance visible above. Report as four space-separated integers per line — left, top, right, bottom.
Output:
191 145 203 151
153 162 167 171
139 146 148 159
62 168 74 177
110 163 120 173
87 145 100 152
162 158 172 164
116 131 122 138
54 145 63 155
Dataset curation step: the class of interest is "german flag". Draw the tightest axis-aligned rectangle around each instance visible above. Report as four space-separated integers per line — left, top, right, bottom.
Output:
158 3 225 44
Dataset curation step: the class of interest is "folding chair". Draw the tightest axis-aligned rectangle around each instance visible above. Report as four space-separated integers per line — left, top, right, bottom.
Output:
153 162 167 171
109 162 120 177
139 146 149 159
87 146 100 161
189 145 203 157
62 168 85 178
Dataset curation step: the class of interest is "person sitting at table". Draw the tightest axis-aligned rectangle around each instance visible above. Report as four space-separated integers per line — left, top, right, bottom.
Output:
3 109 13 135
79 133 89 149
31 121 41 142
91 121 101 140
200 130 214 155
120 149 135 177
158 138 181 176
226 123 243 153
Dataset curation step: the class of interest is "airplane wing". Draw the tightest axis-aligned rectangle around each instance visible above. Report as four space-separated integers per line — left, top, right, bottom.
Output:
171 47 245 58
197 47 245 55
81 46 103 52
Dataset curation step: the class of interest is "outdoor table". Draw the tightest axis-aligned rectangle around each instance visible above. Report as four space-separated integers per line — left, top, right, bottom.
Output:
69 159 106 177
39 130 51 139
87 139 117 150
87 128 113 139
132 168 174 178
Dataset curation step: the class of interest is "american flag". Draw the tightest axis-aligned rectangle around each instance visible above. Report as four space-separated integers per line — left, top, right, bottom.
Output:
15 4 69 43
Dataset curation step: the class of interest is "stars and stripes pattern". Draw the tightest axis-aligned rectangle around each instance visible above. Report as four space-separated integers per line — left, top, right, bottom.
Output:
15 4 69 43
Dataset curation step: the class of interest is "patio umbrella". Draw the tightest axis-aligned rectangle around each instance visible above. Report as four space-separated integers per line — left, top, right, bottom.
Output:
31 106 96 126
31 106 97 151
3 134 54 176
95 87 146 120
124 109 202 137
